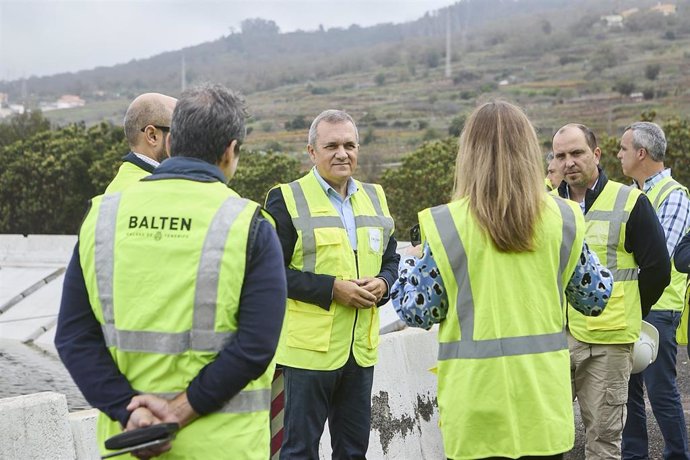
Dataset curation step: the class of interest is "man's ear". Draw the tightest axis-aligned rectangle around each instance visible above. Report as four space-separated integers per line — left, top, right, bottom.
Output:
593 147 602 165
219 140 238 169
307 144 316 162
638 147 648 161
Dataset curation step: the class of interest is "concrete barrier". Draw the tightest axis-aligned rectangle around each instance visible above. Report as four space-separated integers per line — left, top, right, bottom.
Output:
2 327 443 459
0 392 75 459
319 327 444 459
0 392 99 460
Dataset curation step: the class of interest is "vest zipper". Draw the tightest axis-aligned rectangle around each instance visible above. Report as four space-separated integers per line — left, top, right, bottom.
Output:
350 250 359 355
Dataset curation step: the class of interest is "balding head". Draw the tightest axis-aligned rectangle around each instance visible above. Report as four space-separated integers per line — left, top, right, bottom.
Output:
123 93 177 148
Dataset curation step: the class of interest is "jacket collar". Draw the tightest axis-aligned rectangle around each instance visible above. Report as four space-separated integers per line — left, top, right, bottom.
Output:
146 156 227 183
121 151 156 173
557 167 609 214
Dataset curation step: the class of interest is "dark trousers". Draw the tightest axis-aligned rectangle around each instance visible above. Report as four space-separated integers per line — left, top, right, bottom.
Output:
623 310 690 460
280 353 374 460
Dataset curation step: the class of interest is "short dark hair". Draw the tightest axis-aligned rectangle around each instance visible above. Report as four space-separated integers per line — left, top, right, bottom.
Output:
554 123 598 152
169 83 248 164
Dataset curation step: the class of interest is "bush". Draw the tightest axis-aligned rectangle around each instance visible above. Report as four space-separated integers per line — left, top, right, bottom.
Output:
380 138 457 232
645 63 661 81
284 115 309 131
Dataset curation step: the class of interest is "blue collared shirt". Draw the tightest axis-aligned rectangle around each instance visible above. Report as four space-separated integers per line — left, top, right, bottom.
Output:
639 168 690 257
312 167 359 250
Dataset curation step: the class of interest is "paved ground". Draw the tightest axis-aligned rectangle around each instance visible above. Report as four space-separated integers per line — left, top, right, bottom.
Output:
566 349 690 459
2 338 689 459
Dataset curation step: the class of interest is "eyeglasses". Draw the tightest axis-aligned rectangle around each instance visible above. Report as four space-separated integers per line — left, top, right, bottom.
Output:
140 125 170 133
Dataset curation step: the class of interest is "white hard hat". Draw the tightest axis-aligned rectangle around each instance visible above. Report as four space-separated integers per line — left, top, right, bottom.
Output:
631 320 659 374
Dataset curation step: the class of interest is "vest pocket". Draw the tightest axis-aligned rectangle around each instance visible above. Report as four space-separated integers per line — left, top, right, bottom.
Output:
286 301 335 352
586 286 627 331
314 228 348 271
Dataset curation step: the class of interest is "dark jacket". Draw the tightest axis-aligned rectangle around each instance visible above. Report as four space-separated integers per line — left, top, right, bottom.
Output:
265 184 400 311
55 157 286 425
674 232 690 274
557 168 670 316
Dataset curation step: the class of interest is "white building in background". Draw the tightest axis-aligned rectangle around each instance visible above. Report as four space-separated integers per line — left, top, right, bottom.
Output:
601 14 624 28
56 95 85 109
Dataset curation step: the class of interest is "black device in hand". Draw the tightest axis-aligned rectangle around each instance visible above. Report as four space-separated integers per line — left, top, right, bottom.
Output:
101 423 179 459
409 224 421 246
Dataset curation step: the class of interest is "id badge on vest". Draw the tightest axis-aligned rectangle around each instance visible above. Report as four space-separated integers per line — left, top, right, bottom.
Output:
369 228 382 253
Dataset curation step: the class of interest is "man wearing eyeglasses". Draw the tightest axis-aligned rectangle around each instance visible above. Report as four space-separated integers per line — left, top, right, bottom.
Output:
104 92 177 194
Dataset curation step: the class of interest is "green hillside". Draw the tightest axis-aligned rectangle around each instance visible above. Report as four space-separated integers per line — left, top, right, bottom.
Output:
3 0 690 179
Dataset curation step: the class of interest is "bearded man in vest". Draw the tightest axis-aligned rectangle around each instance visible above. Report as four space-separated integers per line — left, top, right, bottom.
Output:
265 109 399 459
552 123 670 459
105 92 177 194
617 121 690 460
55 84 286 459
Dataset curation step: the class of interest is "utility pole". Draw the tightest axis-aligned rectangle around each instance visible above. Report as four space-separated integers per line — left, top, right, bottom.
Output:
181 55 187 92
445 9 452 79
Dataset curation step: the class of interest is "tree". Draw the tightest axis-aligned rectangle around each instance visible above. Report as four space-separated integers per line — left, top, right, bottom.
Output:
374 73 386 86
662 117 690 187
0 110 51 148
645 63 661 81
284 115 309 131
240 18 280 37
448 114 466 137
598 114 690 188
613 80 635 96
380 138 457 233
0 122 127 234
229 151 302 204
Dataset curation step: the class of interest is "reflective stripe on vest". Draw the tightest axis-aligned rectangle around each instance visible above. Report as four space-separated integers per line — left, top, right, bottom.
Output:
433 195 576 361
94 192 247 354
647 177 689 316
147 389 271 414
585 185 639 283
287 181 394 273
651 179 683 209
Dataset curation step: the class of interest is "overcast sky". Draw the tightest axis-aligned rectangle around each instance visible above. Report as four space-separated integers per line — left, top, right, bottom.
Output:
0 0 455 81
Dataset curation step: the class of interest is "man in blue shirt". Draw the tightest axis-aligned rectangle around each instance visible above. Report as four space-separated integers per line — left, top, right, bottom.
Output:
618 121 690 460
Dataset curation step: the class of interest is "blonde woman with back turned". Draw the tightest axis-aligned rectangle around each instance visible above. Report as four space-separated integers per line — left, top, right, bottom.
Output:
391 101 612 460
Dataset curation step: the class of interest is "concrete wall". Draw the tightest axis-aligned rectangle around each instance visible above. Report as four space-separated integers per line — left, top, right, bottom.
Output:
1 235 442 458
1 328 443 460
319 327 444 459
0 392 97 460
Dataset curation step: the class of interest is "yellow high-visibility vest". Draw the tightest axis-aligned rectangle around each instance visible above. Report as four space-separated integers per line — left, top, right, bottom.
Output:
104 161 151 194
646 176 690 344
273 170 394 370
80 178 272 459
419 194 584 459
568 180 642 344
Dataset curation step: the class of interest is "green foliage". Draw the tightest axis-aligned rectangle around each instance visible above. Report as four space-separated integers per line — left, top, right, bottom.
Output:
662 117 690 187
374 73 386 86
0 111 51 148
0 121 127 234
645 63 661 81
613 80 636 96
422 128 440 141
448 114 466 137
284 115 309 131
380 138 457 233
596 133 626 184
362 127 377 145
229 151 301 204
598 115 690 188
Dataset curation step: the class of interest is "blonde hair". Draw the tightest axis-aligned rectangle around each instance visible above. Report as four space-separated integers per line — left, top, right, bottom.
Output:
453 101 544 252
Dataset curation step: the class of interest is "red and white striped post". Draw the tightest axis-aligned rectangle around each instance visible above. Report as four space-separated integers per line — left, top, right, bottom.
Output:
270 368 285 460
